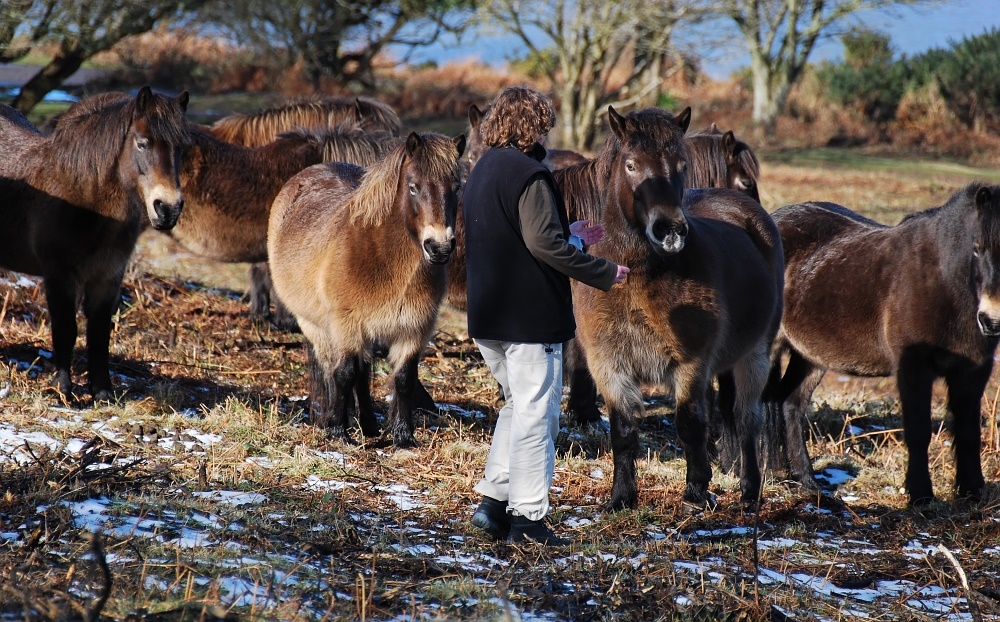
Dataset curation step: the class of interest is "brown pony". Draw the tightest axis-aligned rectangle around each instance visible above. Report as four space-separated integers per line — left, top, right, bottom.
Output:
0 87 189 400
562 123 765 429
763 186 1000 504
199 96 401 325
202 96 400 145
268 132 465 447
568 107 782 509
163 123 397 264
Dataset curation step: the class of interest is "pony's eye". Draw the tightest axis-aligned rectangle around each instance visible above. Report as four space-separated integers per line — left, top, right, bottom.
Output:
136 137 150 151
409 183 417 196
974 243 982 257
677 160 687 173
625 160 635 173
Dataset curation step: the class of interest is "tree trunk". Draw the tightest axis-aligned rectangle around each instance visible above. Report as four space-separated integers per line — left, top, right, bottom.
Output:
13 44 85 114
749 54 792 139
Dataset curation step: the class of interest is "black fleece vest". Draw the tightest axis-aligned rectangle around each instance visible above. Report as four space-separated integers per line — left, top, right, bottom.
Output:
463 146 575 343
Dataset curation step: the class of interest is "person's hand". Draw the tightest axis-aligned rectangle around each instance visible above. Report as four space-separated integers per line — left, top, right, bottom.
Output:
614 264 630 284
569 219 604 247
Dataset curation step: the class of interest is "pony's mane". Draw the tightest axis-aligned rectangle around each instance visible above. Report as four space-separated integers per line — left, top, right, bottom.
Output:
554 159 604 224
278 126 399 167
901 183 1000 236
209 96 400 146
347 133 459 227
48 91 189 189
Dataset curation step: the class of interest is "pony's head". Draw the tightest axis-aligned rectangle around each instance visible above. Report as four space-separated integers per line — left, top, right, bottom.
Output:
401 132 466 264
465 104 488 170
605 106 691 254
124 86 189 230
683 126 761 203
972 185 1000 336
721 130 761 203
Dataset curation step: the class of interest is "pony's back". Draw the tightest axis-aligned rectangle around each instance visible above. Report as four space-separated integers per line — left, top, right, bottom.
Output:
209 96 400 146
0 104 43 177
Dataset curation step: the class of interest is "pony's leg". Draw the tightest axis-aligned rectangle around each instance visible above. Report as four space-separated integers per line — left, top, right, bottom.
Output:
269 286 300 332
43 276 80 400
413 378 438 413
82 275 123 402
762 349 819 486
386 354 421 449
248 263 271 321
330 355 359 442
731 345 770 506
354 354 380 438
566 338 606 429
674 365 713 506
714 372 738 472
945 364 990 501
896 353 936 505
603 376 643 510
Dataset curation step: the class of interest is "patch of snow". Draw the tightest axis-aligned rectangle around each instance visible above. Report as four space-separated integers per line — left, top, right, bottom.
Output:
303 475 356 491
192 491 268 506
815 467 854 487
246 456 278 468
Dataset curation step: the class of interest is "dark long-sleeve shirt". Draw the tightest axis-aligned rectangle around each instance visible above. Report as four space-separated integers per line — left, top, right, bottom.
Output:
518 175 617 292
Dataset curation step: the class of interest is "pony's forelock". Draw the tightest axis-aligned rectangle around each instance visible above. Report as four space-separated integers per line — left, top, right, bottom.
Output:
348 133 459 227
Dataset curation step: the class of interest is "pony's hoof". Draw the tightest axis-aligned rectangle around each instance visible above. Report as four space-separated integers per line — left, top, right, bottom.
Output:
270 314 301 333
908 494 939 509
605 494 637 512
579 417 610 435
392 432 419 450
91 389 114 405
360 424 381 438
682 484 716 509
326 427 355 445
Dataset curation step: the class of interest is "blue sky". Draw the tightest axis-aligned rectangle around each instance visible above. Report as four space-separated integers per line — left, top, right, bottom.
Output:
403 0 1000 79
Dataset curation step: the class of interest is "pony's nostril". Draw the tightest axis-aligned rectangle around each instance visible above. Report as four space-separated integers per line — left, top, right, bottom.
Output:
423 240 435 256
650 219 671 243
679 220 689 237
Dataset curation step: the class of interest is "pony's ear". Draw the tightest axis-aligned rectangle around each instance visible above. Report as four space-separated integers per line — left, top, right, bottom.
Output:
468 104 484 128
710 122 720 133
177 90 190 114
674 106 692 133
405 131 423 157
976 186 993 210
723 130 736 164
136 85 153 116
607 106 627 142
452 134 466 159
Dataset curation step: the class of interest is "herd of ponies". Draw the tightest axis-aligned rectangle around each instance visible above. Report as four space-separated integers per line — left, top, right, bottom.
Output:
1 85 999 514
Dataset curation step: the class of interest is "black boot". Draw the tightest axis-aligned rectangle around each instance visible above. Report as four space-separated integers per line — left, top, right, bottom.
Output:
508 514 569 546
471 496 510 541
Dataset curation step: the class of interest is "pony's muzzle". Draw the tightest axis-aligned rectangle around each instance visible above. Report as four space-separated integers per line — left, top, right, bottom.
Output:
423 237 455 264
648 217 688 254
151 198 184 231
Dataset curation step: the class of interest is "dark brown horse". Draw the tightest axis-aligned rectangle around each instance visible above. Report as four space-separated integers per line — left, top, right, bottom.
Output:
268 132 465 447
763 185 1000 504
163 124 396 264
562 123 765 429
567 107 782 509
0 87 189 400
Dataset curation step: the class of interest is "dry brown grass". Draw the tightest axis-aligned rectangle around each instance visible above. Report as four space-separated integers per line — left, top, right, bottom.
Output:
2 160 1000 620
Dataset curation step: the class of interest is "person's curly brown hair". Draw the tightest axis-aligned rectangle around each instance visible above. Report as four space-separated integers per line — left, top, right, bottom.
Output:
479 86 556 153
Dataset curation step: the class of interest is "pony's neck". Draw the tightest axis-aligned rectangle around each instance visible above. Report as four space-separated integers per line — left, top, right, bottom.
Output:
39 137 128 219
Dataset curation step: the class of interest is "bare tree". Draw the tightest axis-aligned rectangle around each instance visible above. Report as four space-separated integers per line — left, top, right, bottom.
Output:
722 0 931 137
207 0 472 90
2 0 211 113
481 0 706 151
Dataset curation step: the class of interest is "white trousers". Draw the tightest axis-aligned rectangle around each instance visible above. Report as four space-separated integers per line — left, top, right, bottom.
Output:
473 339 562 521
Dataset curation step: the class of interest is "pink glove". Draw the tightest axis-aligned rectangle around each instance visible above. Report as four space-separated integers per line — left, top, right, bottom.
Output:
569 219 605 247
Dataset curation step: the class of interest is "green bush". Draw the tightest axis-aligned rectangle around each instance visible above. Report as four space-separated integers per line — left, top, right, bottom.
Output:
818 27 1000 130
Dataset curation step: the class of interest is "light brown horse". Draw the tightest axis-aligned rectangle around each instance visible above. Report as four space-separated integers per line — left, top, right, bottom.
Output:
268 132 465 447
763 186 1000 504
0 87 189 400
569 107 782 509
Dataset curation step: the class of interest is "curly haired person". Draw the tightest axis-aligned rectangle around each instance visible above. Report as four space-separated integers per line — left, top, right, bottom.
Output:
463 86 629 545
